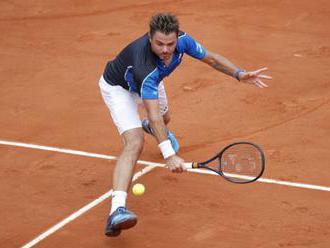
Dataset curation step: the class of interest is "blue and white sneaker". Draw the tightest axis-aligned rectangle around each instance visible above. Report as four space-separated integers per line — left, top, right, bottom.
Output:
167 130 179 153
105 207 137 237
141 119 180 153
141 119 153 135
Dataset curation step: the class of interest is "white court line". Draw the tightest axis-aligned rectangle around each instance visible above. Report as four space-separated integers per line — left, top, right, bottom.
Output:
19 161 156 247
0 139 328 247
1 139 330 192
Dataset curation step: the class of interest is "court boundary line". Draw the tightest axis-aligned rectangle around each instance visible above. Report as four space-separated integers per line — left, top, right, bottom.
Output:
20 164 155 248
0 139 328 247
1 139 330 192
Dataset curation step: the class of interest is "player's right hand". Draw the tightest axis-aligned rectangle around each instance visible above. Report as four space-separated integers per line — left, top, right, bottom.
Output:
166 155 186 173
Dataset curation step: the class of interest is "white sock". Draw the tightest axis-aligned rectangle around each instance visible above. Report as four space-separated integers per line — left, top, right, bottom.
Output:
110 191 127 215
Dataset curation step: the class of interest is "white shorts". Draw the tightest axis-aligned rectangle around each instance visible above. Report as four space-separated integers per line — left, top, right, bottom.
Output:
99 75 168 135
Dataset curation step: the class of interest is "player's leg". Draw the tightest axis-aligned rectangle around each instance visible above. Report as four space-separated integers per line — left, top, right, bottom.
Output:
113 129 144 192
104 128 143 236
99 76 143 236
163 109 171 125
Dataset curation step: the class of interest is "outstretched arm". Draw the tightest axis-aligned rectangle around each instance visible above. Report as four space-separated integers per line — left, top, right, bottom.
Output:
201 50 272 88
143 99 186 173
143 99 168 143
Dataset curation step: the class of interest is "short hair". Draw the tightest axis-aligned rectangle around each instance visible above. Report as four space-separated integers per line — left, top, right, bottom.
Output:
149 13 179 37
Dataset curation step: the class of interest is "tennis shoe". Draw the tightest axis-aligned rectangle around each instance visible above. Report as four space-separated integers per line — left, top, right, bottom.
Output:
141 119 153 134
141 119 179 152
105 207 137 237
167 130 179 153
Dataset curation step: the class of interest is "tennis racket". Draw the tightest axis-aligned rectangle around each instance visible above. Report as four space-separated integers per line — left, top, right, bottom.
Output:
184 141 265 184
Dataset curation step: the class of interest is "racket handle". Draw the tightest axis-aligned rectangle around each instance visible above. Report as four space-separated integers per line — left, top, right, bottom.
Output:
184 162 199 169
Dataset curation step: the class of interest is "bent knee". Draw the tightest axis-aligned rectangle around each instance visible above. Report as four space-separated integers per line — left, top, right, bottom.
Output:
122 133 145 154
163 112 171 125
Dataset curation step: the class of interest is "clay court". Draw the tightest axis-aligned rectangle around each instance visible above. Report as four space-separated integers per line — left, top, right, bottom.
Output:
1 0 330 247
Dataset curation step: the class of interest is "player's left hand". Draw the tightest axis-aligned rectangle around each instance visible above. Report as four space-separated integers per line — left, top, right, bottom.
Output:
239 67 272 88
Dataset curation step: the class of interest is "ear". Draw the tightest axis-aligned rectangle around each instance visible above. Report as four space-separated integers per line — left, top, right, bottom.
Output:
148 32 152 42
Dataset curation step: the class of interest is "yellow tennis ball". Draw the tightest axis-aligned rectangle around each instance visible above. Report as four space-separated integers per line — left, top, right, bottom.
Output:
132 183 145 196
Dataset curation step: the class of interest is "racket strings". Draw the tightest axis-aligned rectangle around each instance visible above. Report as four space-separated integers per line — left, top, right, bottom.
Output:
220 144 264 183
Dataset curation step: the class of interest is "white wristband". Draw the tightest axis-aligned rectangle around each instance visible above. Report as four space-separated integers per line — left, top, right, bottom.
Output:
158 140 175 159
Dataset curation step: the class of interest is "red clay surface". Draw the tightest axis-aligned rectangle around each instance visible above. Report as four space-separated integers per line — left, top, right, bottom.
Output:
1 0 330 247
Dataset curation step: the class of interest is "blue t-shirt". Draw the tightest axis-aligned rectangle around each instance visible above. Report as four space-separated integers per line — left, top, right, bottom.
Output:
103 31 206 99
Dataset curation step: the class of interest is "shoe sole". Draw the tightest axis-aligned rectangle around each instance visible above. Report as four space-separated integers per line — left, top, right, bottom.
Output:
105 217 137 237
115 217 137 230
105 229 121 237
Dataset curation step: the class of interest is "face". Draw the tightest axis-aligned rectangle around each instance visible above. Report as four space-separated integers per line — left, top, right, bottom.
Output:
149 31 177 61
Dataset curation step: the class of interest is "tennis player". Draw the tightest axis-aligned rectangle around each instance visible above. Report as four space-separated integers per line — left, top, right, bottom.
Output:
99 13 271 237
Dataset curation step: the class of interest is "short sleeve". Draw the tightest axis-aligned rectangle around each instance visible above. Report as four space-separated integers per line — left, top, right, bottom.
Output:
178 33 206 60
138 68 160 99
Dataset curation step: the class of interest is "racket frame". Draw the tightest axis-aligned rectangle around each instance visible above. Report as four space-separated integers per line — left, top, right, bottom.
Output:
190 141 265 184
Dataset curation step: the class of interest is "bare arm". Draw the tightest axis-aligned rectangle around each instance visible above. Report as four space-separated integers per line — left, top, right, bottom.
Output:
201 50 272 87
143 98 186 173
201 50 239 78
143 99 168 143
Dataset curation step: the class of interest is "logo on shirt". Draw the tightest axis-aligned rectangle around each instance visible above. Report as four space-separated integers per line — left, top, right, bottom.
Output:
196 42 203 54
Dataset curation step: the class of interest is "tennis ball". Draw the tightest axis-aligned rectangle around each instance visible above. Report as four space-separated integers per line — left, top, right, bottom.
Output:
132 183 145 196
